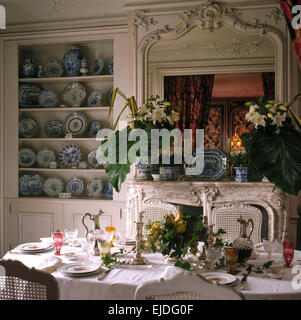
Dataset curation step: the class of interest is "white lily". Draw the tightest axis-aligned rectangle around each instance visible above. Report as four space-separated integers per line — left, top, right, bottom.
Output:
167 111 179 126
254 114 267 128
272 112 286 127
152 106 166 124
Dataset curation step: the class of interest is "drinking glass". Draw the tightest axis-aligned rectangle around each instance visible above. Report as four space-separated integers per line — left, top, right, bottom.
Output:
263 239 276 259
80 238 95 263
283 241 295 268
52 231 64 255
225 247 239 275
64 228 78 247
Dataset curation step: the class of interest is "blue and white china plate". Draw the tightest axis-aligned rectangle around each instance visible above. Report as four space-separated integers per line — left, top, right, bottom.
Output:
63 112 87 137
44 176 64 197
108 59 113 75
38 90 58 108
107 87 114 105
87 178 103 198
91 58 104 75
62 82 86 107
19 148 36 168
44 120 63 138
19 174 45 197
103 179 113 198
87 149 101 169
19 83 43 108
37 149 56 168
59 144 82 168
87 120 101 137
185 148 227 180
43 60 64 78
87 89 102 106
19 118 39 138
66 177 84 196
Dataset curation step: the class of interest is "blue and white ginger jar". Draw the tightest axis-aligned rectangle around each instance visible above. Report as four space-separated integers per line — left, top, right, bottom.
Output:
20 58 38 78
63 47 84 77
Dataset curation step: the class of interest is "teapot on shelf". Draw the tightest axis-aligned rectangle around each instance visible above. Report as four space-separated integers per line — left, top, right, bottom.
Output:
233 216 254 264
82 209 105 256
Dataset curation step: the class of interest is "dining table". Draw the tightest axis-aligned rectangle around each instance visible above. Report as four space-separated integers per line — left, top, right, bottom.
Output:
2 240 301 300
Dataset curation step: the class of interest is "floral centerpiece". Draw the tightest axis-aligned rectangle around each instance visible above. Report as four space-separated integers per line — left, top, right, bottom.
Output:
241 93 301 195
101 89 180 192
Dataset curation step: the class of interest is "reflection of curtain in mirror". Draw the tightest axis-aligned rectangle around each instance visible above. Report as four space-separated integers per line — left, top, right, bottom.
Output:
261 72 275 99
164 75 215 148
280 0 301 68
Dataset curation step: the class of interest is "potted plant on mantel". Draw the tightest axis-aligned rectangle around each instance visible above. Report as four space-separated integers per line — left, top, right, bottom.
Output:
101 88 181 192
241 93 301 196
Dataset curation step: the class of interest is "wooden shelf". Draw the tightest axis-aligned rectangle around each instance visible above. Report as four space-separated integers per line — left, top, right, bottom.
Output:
19 106 110 112
19 74 113 83
19 168 105 173
17 196 113 201
19 137 106 142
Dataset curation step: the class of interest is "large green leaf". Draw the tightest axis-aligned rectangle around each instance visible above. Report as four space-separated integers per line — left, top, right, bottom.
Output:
242 127 301 195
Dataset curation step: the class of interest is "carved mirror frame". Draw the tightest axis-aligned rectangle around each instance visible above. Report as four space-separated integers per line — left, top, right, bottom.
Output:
129 1 287 106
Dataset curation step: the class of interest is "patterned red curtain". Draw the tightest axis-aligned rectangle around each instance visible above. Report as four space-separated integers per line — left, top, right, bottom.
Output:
261 72 275 100
280 0 301 68
164 75 215 148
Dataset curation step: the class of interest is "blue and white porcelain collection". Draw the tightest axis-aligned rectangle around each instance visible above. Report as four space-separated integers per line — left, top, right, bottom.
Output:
38 90 59 108
19 118 39 138
63 112 88 137
59 144 82 168
19 174 45 197
19 83 43 108
43 176 64 197
62 82 86 107
66 177 84 196
44 120 64 138
88 119 101 137
87 178 103 198
37 149 56 168
19 148 36 168
87 89 102 106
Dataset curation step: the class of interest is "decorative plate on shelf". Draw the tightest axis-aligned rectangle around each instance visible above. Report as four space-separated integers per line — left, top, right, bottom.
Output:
66 177 84 196
90 58 104 75
19 148 36 168
87 149 101 169
19 83 43 108
63 112 88 137
19 118 39 138
44 120 64 138
44 176 64 197
185 148 227 180
59 144 82 168
87 89 102 107
87 178 103 198
38 90 58 108
108 59 113 75
43 60 64 78
19 174 45 197
62 82 86 107
37 149 56 168
107 87 114 105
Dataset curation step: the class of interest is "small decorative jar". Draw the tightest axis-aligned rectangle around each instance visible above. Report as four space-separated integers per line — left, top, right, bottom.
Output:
160 165 183 181
88 120 101 137
20 58 38 78
103 180 113 198
136 161 152 180
80 57 88 76
63 47 84 76
234 167 248 182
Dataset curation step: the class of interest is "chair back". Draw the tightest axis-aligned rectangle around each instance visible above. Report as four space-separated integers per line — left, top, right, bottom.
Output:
0 259 59 300
134 271 243 300
212 202 262 244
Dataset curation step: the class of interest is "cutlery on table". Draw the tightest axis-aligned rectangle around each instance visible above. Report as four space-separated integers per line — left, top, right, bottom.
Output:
96 268 111 281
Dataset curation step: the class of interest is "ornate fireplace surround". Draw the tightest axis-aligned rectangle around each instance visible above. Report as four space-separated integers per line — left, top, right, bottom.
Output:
126 180 298 243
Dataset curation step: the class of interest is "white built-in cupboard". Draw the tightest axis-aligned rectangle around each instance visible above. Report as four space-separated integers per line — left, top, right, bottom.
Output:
2 27 128 252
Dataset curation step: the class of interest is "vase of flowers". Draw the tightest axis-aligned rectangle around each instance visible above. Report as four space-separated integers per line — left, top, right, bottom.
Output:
230 147 250 182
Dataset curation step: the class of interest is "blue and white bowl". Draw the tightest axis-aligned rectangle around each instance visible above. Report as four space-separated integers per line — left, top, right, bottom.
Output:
103 179 113 198
37 149 56 168
19 118 39 138
19 174 45 197
59 144 82 168
66 177 84 197
44 120 63 138
38 90 58 108
108 60 113 75
88 120 101 137
19 83 43 108
87 89 102 106
44 176 64 197
87 178 103 198
63 47 84 77
19 148 36 168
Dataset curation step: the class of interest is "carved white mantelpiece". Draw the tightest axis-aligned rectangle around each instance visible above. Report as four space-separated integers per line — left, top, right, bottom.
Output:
126 180 299 243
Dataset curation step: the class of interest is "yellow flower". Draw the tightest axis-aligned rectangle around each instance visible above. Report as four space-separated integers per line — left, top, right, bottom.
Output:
265 104 273 109
267 113 273 118
175 220 187 233
267 100 276 104
278 105 287 111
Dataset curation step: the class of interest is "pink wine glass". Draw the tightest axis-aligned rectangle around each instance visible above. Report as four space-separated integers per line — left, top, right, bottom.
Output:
52 231 64 255
283 241 295 268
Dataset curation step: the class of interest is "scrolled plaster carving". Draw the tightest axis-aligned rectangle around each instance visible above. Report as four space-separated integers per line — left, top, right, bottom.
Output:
266 7 283 25
268 187 285 210
134 11 158 32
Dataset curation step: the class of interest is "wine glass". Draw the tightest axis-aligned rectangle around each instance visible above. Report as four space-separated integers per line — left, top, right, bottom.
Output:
52 231 64 255
64 228 78 247
263 239 276 259
283 241 295 268
80 238 95 263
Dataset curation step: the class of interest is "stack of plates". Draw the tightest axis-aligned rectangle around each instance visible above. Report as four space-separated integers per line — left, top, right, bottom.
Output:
17 242 53 254
201 272 237 286
58 263 102 277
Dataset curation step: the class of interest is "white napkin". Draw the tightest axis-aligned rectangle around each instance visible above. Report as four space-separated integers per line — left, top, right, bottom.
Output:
159 266 185 281
36 256 61 271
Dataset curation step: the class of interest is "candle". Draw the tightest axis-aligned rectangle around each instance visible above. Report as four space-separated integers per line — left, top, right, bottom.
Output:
227 138 231 154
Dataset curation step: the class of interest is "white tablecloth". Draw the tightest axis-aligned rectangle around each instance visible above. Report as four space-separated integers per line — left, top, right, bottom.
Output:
2 244 301 300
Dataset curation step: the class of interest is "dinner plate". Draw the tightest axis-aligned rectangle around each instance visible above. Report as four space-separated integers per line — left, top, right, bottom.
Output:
18 242 52 252
201 272 237 285
38 90 58 108
62 82 86 107
58 263 101 277
43 60 64 77
66 177 84 196
59 144 82 168
37 149 56 168
87 178 103 198
44 176 64 197
44 120 64 138
19 118 39 138
63 112 88 137
19 148 36 167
